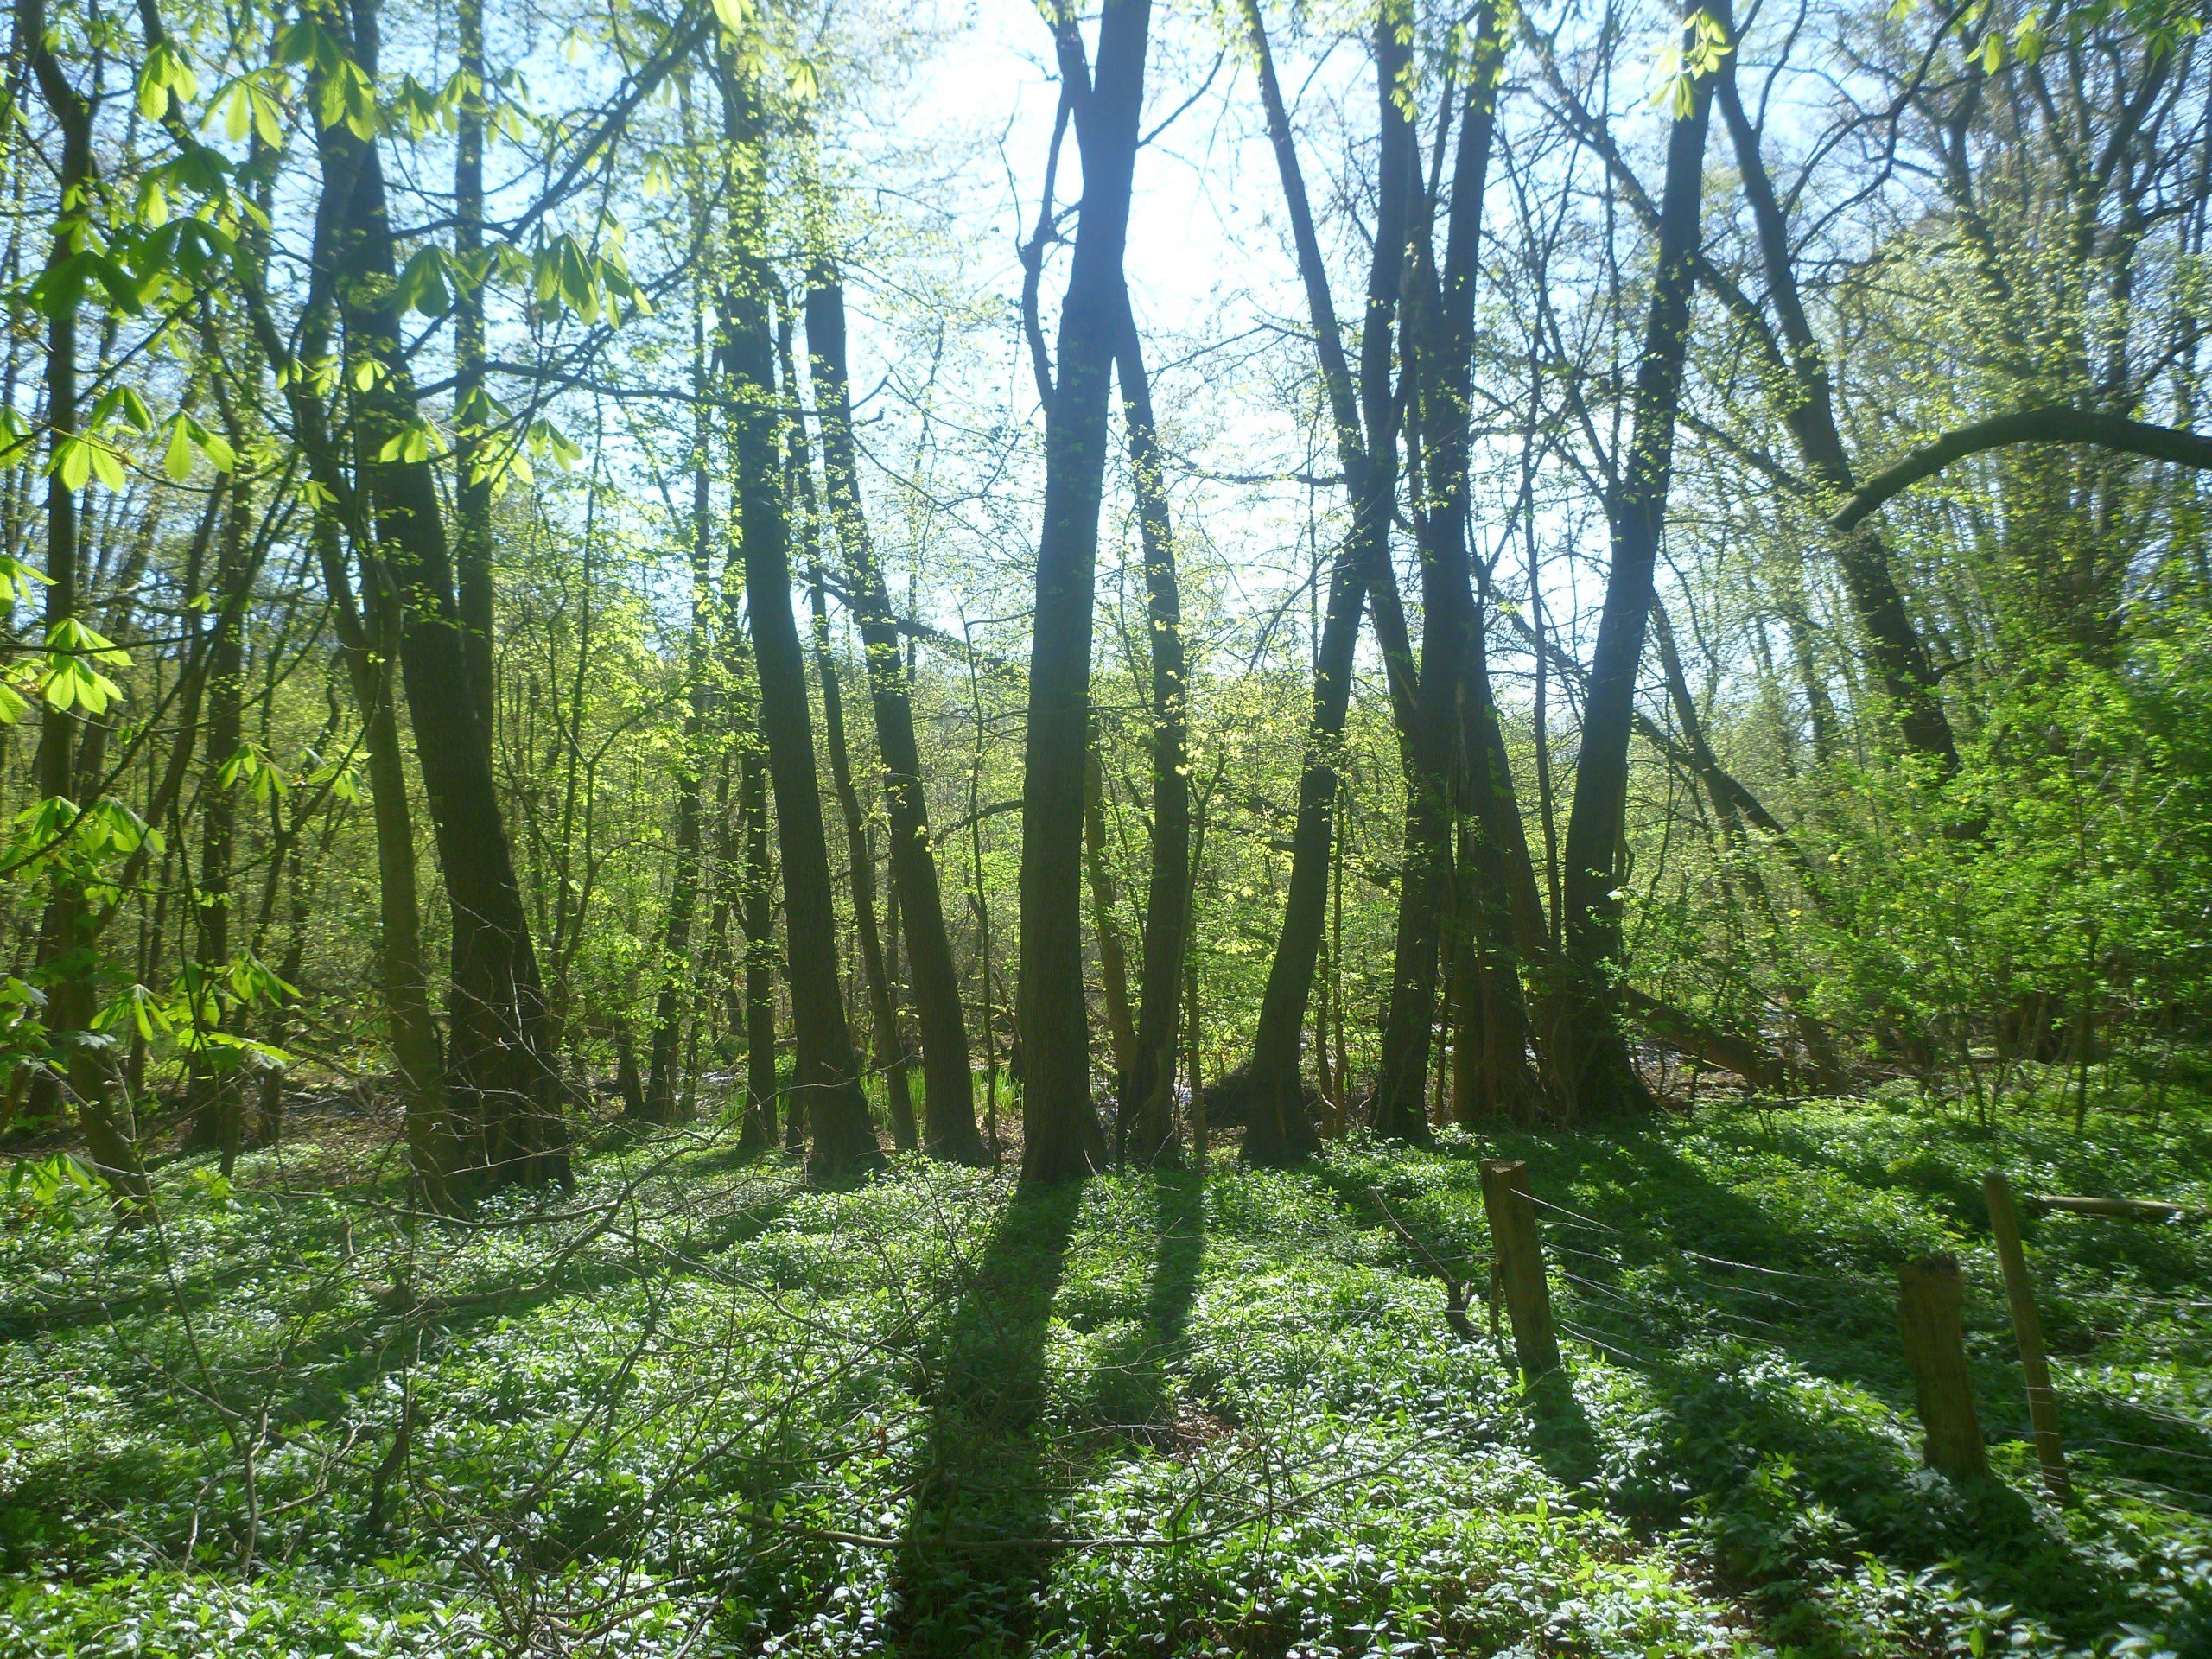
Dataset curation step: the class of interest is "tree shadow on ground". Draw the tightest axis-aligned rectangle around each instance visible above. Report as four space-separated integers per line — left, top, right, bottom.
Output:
892 1179 1081 1658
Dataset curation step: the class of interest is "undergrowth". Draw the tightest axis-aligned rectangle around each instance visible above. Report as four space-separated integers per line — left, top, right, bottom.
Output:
1 1094 2207 1657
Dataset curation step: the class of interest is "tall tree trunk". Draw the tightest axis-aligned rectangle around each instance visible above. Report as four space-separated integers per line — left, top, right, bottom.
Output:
785 314 915 1152
1370 10 1503 1143
709 60 880 1180
1559 44 1716 1115
803 280 985 1162
806 568 918 1152
723 284 880 1179
1113 296 1189 1167
642 318 716 1124
1082 734 1137 1084
734 712 779 1154
184 470 251 1168
453 0 494 763
316 54 570 1192
1015 0 1153 1183
21 2 146 1199
1709 22 1956 769
1235 0 1413 1165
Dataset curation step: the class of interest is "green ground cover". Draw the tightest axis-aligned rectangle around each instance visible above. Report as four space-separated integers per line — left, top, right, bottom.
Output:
3 1096 2208 1657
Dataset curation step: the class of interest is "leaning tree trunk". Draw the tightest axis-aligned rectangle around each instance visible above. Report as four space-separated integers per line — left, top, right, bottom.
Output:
1113 292 1190 1168
1559 43 1716 1116
313 8 569 1192
1014 0 1154 1184
803 279 986 1163
719 283 882 1181
1236 0 1414 1165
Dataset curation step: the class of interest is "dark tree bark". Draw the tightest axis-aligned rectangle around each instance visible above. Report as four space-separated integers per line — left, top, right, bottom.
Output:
733 699 779 1154
719 275 882 1181
1371 8 1503 1144
806 554 918 1153
804 281 986 1163
1082 734 1137 1084
314 6 570 1192
21 0 148 1199
709 57 880 1180
1709 33 1955 769
1112 295 1189 1167
1014 0 1153 1184
453 0 494 762
1235 0 1414 1165
1559 41 1716 1115
183 467 251 1167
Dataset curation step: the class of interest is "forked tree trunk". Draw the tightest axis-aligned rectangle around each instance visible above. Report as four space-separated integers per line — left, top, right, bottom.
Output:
1559 44 1716 1115
1015 0 1153 1184
317 53 571 1191
804 280 986 1163
1371 10 1503 1143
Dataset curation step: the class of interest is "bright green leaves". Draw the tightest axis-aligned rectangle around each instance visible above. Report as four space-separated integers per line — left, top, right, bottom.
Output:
51 435 126 493
529 232 652 328
1650 9 1732 115
137 39 200 119
711 0 757 39
162 413 237 481
40 617 130 716
218 741 290 802
0 555 52 609
215 73 290 147
396 245 454 315
375 419 442 465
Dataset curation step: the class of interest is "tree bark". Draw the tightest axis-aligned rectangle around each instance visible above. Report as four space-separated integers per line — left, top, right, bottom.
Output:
641 319 716 1124
1235 0 1413 1165
1559 41 1715 1116
1082 734 1137 1084
803 280 985 1163
1014 0 1152 1184
315 7 570 1192
1112 295 1189 1167
453 0 494 763
1371 9 1503 1143
21 0 147 1199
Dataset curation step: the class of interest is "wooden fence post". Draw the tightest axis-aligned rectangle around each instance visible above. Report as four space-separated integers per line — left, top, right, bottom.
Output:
1479 1159 1561 1379
1896 1253 1988 1481
1985 1170 2072 1501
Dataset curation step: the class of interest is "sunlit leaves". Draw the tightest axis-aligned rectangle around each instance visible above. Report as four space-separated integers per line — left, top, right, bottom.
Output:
1650 8 1731 114
40 617 130 715
137 38 200 119
162 413 236 481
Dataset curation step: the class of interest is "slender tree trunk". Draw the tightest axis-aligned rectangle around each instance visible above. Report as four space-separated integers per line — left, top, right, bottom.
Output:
184 471 251 1168
806 568 917 1152
1710 26 1956 770
454 0 494 763
803 280 985 1162
1236 0 1414 1165
1559 46 1716 1114
1015 0 1153 1183
314 0 569 1192
1082 734 1137 1085
21 4 146 1199
642 318 716 1124
1371 14 1503 1142
1113 296 1189 1166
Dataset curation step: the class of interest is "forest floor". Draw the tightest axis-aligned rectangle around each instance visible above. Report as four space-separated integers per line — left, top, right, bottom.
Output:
3 1088 2209 1658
